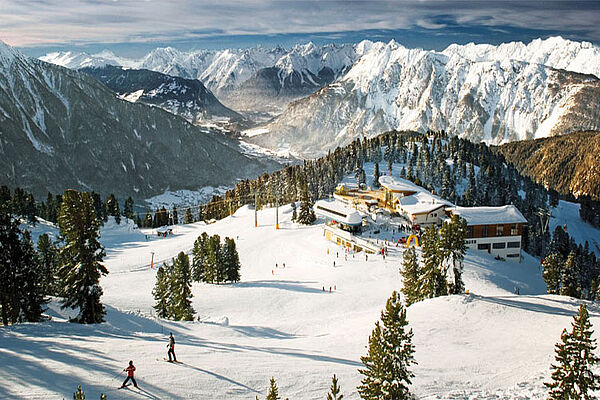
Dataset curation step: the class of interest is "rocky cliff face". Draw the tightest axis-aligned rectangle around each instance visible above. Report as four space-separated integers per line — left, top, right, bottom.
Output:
251 40 600 158
1 41 279 199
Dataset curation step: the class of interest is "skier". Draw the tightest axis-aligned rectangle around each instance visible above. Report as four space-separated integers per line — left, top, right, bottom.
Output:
120 360 138 389
167 332 177 362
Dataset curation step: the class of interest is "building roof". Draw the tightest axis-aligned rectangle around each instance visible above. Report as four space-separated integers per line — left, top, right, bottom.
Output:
314 199 363 225
449 205 527 226
378 175 419 193
396 191 451 216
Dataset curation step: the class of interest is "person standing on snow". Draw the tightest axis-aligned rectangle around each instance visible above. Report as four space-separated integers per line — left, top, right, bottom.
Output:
167 332 177 362
120 360 138 389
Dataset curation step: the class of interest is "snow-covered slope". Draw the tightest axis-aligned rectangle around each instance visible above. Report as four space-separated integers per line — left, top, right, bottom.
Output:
443 36 600 79
253 39 600 158
3 193 600 399
40 50 135 69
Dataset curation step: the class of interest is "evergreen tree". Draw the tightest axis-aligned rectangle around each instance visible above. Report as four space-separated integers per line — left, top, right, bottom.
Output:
266 377 280 400
192 233 209 282
400 247 421 306
172 206 178 225
152 265 171 318
561 252 581 298
439 215 467 294
19 230 46 322
204 234 222 283
297 182 316 225
419 225 446 299
291 202 297 222
37 233 60 296
326 374 344 400
543 253 564 294
545 304 600 399
105 193 121 224
123 197 135 221
58 190 108 324
184 208 194 224
372 163 380 189
222 237 241 283
358 291 416 400
171 252 194 321
73 385 86 400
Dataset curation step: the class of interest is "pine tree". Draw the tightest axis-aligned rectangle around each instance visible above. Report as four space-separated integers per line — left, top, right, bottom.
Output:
37 233 60 296
419 225 446 299
358 291 416 400
326 374 344 400
192 233 209 282
291 202 297 222
545 304 600 399
439 215 467 294
171 252 194 321
222 237 241 283
152 265 170 318
184 208 194 224
266 377 280 400
73 385 86 400
297 182 316 225
105 193 121 224
123 197 135 221
543 253 564 294
58 190 108 324
19 230 47 322
561 252 580 298
172 206 178 225
372 162 380 189
400 247 421 306
204 234 222 283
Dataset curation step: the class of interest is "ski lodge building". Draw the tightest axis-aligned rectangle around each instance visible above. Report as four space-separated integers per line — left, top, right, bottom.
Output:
319 175 528 262
378 175 452 227
313 199 380 254
446 206 527 261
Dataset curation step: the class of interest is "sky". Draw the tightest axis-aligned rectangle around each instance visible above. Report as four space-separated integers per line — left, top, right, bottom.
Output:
1 0 599 57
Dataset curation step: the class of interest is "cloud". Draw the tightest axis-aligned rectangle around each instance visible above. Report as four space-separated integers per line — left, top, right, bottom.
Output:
0 0 598 48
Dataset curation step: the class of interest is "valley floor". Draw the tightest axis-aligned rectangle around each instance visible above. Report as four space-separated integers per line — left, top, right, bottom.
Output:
2 204 600 399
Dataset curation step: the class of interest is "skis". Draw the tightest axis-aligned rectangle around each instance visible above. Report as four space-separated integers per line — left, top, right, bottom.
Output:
158 357 182 364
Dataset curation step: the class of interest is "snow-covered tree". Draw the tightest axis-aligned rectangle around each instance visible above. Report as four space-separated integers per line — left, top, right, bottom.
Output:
192 233 209 282
372 162 380 188
297 182 316 225
545 304 600 399
58 190 107 324
543 253 564 294
326 374 344 400
358 291 417 400
419 225 446 299
439 215 467 294
400 247 421 306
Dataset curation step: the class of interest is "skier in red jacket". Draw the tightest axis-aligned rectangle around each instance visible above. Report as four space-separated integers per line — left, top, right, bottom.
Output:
120 360 139 389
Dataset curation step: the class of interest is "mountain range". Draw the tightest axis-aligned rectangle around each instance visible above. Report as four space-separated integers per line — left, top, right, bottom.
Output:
41 42 361 113
250 39 600 157
0 41 280 200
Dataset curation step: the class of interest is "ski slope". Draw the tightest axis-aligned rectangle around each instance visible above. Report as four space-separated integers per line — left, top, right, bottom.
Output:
2 204 600 399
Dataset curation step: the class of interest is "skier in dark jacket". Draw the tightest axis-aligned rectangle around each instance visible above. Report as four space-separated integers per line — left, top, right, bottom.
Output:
120 360 138 388
167 332 177 362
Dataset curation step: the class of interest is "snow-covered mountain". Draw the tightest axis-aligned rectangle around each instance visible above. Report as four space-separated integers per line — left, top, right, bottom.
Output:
80 65 244 124
251 40 600 158
40 43 362 112
443 36 600 79
0 40 279 199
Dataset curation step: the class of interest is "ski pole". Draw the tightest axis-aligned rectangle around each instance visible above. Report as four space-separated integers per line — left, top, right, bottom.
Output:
112 369 125 380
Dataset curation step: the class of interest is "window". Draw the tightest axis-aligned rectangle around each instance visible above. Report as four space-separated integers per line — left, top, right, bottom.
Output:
497 225 504 236
467 226 473 238
482 226 489 237
478 243 490 250
507 253 520 258
466 239 476 245
492 242 506 249
507 241 521 248
511 224 519 235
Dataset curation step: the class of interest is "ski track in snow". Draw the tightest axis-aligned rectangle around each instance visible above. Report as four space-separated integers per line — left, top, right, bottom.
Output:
3 200 600 399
